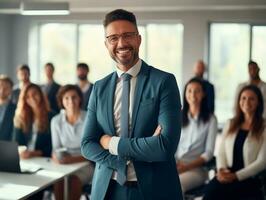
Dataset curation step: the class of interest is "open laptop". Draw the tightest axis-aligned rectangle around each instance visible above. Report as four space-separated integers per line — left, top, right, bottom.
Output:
0 141 42 174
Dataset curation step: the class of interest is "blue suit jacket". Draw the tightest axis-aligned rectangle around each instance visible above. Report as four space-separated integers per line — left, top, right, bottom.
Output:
81 61 183 200
81 83 93 111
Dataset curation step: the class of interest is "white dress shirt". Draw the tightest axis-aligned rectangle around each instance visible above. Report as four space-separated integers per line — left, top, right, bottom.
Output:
109 59 142 181
176 113 217 163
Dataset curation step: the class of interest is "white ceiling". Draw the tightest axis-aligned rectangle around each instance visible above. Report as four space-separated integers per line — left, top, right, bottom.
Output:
1 0 266 14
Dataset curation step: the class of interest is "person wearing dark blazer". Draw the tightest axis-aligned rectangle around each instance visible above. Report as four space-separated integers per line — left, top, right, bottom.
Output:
41 63 61 113
76 63 93 110
13 83 54 158
0 75 16 141
81 9 183 200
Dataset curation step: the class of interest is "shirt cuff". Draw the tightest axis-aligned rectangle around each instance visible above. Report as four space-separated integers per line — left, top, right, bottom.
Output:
109 136 120 155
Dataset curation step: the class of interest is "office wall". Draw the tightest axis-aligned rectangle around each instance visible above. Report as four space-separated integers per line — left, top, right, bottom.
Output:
0 15 13 76
1 9 266 84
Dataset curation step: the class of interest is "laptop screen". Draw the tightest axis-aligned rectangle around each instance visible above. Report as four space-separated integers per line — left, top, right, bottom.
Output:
0 141 21 173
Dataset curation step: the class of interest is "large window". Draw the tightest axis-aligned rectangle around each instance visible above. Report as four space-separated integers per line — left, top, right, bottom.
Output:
33 23 183 85
78 25 113 81
40 24 77 84
209 23 266 123
252 26 266 79
146 24 183 86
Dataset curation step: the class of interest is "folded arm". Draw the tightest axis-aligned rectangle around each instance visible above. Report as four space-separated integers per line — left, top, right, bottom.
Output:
103 75 181 162
81 85 123 170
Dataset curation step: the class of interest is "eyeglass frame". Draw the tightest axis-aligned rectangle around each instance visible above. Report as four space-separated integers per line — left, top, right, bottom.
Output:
105 32 139 45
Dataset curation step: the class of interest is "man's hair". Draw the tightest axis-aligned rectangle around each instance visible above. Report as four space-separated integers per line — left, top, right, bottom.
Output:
17 64 30 75
248 60 258 68
77 63 89 71
103 9 137 28
0 74 13 87
45 62 55 71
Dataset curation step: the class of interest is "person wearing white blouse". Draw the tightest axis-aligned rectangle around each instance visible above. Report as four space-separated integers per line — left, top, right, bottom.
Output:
203 85 266 200
175 78 218 193
51 85 94 200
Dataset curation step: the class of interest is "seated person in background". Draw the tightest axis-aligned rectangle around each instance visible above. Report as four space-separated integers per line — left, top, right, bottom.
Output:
13 83 54 159
51 85 94 200
11 64 31 105
203 85 266 200
0 75 16 141
41 62 61 113
175 78 217 193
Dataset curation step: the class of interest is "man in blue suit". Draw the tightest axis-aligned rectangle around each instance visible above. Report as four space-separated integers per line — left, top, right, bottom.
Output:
81 9 183 200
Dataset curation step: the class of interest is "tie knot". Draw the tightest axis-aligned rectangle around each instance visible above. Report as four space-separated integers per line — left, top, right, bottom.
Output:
121 73 132 81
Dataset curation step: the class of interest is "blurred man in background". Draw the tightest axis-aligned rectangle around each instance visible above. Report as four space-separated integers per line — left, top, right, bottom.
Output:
42 63 61 113
0 75 16 141
193 60 215 114
76 63 93 110
11 64 31 105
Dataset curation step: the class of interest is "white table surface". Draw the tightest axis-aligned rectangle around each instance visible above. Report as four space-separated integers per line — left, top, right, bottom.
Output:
0 157 89 200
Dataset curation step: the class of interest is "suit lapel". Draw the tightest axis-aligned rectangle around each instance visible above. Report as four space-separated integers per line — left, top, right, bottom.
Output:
107 72 117 135
131 62 150 137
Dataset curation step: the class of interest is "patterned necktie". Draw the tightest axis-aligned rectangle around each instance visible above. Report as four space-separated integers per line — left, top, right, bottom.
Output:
116 73 132 185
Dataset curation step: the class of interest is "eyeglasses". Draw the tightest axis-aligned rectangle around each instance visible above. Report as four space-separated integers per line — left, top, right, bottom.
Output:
106 32 138 45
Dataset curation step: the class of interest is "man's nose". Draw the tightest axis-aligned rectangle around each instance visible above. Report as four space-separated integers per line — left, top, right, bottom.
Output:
117 36 128 46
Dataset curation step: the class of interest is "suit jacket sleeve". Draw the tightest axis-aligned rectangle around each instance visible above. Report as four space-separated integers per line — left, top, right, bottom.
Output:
118 74 182 162
81 85 123 170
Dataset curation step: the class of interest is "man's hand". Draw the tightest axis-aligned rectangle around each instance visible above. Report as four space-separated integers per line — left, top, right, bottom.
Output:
100 134 112 150
99 124 161 150
176 161 189 174
217 168 238 183
153 125 162 136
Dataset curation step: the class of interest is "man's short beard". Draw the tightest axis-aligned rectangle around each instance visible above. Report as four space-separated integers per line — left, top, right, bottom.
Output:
78 75 87 81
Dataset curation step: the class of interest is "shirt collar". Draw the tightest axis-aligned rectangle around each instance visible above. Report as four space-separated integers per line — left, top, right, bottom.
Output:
81 82 91 93
116 59 142 78
61 109 83 125
188 112 199 122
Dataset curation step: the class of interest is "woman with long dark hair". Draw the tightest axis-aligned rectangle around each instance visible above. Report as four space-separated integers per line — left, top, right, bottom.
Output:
14 83 54 158
175 78 217 193
203 85 266 200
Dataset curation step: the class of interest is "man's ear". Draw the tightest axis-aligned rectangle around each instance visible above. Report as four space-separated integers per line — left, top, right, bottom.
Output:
137 34 142 47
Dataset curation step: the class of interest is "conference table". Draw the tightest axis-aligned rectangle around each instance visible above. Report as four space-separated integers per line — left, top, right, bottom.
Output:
0 157 90 200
